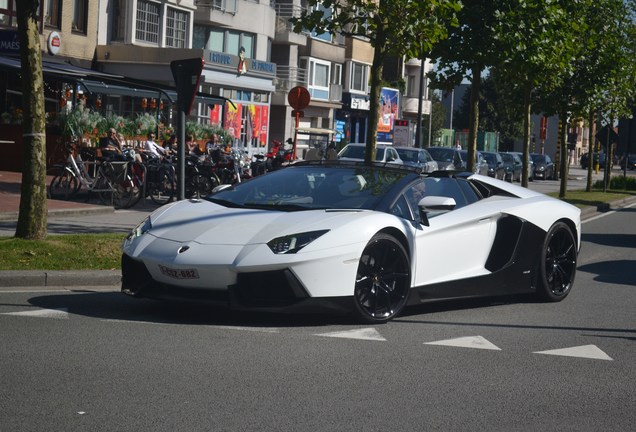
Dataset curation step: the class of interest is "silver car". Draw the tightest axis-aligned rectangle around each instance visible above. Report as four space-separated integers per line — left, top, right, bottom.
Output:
394 147 439 173
337 143 403 164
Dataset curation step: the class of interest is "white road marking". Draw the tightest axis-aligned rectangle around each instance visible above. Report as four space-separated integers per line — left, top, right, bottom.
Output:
316 328 386 341
424 335 502 350
534 344 613 361
2 308 69 319
582 202 636 224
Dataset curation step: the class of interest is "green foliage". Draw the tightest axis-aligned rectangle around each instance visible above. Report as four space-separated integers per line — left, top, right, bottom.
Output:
594 176 636 191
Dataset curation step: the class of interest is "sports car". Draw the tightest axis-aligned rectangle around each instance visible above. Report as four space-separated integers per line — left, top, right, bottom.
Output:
121 161 580 323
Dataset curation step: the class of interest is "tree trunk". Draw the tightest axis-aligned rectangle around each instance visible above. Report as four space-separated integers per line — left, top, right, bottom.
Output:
365 17 385 164
585 110 596 192
15 0 47 239
521 83 532 188
467 65 481 173
558 112 568 199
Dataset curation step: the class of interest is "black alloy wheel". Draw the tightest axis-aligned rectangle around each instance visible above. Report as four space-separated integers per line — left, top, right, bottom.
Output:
536 221 577 301
353 233 411 323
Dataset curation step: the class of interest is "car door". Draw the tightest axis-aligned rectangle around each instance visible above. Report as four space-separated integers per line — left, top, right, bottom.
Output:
400 177 500 291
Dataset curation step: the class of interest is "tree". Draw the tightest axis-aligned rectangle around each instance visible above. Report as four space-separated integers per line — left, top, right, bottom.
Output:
291 0 461 163
428 0 503 172
493 0 584 187
532 0 636 195
16 0 47 239
453 69 525 150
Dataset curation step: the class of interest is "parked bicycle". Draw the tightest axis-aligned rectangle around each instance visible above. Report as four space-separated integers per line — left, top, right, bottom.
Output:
48 141 138 209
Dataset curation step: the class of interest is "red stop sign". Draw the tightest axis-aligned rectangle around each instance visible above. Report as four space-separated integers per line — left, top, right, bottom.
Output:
288 86 311 110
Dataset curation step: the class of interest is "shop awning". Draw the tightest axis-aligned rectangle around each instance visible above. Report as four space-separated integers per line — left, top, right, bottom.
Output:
0 55 231 106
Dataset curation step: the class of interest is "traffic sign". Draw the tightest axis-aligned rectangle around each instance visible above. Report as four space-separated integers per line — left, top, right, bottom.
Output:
288 86 310 110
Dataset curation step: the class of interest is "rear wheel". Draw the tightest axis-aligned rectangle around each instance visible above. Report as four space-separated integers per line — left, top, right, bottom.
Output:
353 233 410 324
536 222 577 301
49 170 79 200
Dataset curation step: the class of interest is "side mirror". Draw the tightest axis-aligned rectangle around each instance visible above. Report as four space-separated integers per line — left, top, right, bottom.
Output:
418 196 456 226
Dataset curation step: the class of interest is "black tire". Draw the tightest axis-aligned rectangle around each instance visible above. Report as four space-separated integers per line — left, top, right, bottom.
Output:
536 222 577 302
148 170 175 205
186 173 213 199
49 170 79 200
353 233 411 323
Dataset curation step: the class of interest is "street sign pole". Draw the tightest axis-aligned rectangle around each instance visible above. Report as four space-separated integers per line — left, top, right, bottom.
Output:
287 86 311 161
171 58 204 200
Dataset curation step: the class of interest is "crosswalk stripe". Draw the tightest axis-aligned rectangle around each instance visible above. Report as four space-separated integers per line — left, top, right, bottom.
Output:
2 308 69 319
533 344 613 361
316 328 386 341
424 335 501 350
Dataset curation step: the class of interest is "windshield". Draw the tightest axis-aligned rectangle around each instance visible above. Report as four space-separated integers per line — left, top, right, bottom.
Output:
339 145 386 161
208 165 411 211
428 148 454 162
531 154 546 163
482 153 497 164
396 149 420 163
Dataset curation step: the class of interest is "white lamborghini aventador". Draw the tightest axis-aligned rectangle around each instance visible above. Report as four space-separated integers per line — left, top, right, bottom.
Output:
121 161 580 323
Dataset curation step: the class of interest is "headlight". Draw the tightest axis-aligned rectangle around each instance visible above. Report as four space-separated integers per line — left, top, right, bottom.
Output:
267 230 329 254
127 216 152 240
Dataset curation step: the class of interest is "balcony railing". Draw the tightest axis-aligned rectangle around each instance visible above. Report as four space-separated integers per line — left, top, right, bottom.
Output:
194 0 237 14
275 65 308 92
274 3 305 33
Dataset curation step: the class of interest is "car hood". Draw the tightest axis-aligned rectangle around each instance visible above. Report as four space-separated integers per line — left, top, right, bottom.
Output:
146 199 364 245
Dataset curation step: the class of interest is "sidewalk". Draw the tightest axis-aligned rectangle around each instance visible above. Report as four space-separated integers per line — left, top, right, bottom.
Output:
0 170 114 222
0 168 635 290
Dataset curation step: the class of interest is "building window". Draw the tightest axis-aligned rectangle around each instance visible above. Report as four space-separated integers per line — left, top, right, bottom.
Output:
111 0 125 41
0 0 17 28
136 0 160 45
192 25 255 58
310 4 332 43
308 58 331 100
350 62 368 93
45 0 62 29
72 0 88 33
332 64 342 86
166 7 189 48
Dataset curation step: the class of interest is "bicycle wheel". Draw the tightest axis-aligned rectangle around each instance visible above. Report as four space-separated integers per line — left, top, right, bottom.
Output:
148 169 175 205
49 170 79 200
112 170 137 209
94 161 116 206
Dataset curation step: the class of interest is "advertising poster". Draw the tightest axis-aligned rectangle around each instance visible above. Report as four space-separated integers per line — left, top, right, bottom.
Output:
259 105 269 146
224 102 242 139
377 87 399 144
209 104 221 125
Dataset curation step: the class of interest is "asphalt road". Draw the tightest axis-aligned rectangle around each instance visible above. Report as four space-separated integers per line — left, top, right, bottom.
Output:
1 203 634 431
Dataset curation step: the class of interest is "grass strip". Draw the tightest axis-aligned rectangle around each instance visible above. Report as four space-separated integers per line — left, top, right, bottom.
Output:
0 233 125 270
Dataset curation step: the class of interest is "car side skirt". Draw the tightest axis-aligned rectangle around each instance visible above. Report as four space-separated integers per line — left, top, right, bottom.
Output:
409 216 544 304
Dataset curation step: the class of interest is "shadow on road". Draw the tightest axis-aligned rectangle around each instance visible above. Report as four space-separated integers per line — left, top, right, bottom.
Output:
577 259 636 287
27 291 353 327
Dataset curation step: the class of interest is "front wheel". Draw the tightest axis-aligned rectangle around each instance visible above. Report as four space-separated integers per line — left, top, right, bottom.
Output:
536 222 577 302
353 233 411 323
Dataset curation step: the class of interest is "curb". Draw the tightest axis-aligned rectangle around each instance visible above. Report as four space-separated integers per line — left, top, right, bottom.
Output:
0 205 114 222
0 270 120 289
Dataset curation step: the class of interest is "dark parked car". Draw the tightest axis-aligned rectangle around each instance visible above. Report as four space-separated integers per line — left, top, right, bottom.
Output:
580 152 606 170
501 152 522 182
395 147 439 173
459 150 489 176
427 147 462 170
530 153 555 180
481 151 506 180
